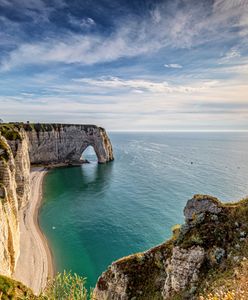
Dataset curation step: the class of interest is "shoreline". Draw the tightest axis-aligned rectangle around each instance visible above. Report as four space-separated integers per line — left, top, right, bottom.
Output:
13 167 55 295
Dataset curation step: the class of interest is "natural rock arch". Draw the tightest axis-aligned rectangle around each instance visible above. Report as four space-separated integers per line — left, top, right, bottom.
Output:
23 124 114 164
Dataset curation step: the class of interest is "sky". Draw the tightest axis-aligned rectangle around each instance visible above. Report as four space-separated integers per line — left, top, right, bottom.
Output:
0 0 248 130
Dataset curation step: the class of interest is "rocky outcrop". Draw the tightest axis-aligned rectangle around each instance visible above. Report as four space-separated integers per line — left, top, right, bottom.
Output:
162 246 205 298
0 123 113 278
23 124 114 164
184 194 222 221
93 195 248 299
7 131 30 209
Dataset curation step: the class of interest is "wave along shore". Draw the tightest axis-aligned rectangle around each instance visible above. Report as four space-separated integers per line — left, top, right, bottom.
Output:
13 167 54 295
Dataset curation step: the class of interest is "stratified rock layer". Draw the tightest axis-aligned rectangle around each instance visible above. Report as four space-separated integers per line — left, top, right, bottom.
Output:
0 129 30 277
0 123 113 278
24 124 114 164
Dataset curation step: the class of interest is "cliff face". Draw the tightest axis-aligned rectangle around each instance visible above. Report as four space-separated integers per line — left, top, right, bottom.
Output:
0 123 113 278
0 128 30 277
24 124 114 164
93 195 248 300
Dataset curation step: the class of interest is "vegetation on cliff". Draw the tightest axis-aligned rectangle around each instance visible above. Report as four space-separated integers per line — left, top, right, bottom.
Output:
93 195 248 300
0 272 89 300
0 275 35 300
0 195 247 300
0 122 99 133
0 124 22 141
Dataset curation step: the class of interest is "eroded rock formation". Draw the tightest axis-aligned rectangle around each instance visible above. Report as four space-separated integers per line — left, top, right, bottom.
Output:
0 129 30 276
93 195 248 299
162 246 205 298
0 123 113 278
25 124 114 164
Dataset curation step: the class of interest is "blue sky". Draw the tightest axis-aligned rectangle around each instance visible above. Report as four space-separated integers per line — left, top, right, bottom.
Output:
0 0 248 130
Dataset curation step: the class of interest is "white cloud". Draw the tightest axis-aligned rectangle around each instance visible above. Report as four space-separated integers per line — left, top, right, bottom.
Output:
80 17 95 27
73 76 217 94
0 27 162 71
0 71 247 130
0 78 247 130
220 48 241 63
0 0 45 9
150 8 161 24
213 0 248 12
68 16 96 29
1 0 248 71
164 64 183 69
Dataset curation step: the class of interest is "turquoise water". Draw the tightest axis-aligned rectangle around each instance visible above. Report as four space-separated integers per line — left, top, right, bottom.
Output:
39 132 248 289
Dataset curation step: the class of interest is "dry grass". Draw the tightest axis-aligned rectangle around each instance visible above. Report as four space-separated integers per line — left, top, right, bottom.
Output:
199 260 248 300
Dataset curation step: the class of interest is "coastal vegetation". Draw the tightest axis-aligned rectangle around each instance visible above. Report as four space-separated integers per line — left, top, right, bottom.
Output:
40 271 88 300
93 195 248 299
0 124 22 141
0 272 89 300
0 196 248 299
0 275 35 299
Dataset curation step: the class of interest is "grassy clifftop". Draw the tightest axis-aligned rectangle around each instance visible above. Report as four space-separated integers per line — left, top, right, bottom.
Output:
0 275 36 300
0 124 22 141
0 123 99 134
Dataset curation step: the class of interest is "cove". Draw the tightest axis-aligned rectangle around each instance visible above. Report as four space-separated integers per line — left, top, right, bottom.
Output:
39 132 248 290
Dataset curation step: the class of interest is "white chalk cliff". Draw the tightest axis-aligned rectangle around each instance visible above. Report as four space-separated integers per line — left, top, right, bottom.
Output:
0 123 113 277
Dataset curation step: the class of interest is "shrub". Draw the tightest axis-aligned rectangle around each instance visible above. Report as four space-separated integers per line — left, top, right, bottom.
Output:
40 271 88 300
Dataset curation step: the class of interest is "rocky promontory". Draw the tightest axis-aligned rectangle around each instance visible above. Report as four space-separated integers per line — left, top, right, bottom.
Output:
93 195 248 299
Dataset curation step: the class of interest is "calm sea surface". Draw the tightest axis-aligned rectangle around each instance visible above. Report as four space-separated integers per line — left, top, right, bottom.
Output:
39 132 248 289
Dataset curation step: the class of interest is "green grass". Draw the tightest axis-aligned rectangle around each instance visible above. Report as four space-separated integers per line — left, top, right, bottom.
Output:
0 272 92 300
0 275 36 299
40 271 88 300
0 124 22 141
0 138 10 161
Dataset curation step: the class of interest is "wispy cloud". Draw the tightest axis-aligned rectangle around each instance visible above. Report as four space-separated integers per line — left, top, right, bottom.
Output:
73 76 215 94
1 0 248 71
0 0 248 130
219 48 241 63
68 15 95 29
0 29 161 71
164 64 183 69
1 77 247 130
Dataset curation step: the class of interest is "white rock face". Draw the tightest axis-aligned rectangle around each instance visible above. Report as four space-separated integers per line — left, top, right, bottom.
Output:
0 133 29 276
8 131 30 209
163 246 205 298
26 124 114 164
0 123 113 277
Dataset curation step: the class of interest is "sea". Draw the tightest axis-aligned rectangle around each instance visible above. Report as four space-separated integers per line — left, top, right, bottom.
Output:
39 132 248 290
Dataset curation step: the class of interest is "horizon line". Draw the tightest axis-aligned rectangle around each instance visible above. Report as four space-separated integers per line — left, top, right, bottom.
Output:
108 130 248 133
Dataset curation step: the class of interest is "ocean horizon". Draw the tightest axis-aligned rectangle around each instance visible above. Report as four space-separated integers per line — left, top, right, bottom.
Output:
39 131 248 290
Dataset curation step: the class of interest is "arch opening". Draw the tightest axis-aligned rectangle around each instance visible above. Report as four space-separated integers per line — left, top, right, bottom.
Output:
81 145 98 163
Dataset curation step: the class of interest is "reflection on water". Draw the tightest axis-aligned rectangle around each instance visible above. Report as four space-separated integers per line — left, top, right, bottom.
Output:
79 161 113 194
